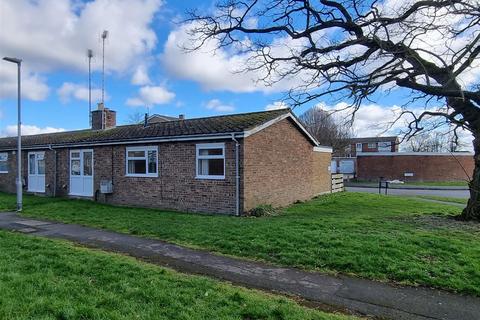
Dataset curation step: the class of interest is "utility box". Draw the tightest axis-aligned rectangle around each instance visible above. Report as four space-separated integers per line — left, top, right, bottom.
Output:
100 180 113 194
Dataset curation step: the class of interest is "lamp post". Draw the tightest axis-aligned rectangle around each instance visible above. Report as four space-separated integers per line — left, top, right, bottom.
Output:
3 56 22 211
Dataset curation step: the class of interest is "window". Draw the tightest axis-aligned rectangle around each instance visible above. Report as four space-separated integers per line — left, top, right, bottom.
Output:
367 142 377 149
378 141 392 152
0 152 8 173
126 146 158 177
355 143 362 151
196 143 225 179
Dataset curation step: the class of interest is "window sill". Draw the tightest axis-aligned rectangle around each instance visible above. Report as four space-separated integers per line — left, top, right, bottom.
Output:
125 174 158 178
0 171 8 174
196 175 225 180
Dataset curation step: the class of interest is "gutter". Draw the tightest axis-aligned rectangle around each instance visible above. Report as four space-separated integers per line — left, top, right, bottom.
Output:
48 144 57 197
231 133 240 216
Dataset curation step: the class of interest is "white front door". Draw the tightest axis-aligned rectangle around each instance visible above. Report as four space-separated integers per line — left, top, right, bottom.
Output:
69 149 94 197
28 152 46 193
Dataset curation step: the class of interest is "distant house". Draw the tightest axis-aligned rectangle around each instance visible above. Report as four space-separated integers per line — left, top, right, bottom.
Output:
346 136 399 157
332 136 399 175
0 106 332 215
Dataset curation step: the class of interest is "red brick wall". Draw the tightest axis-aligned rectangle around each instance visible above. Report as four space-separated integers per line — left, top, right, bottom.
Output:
357 154 474 182
0 141 239 214
243 118 331 211
91 141 239 214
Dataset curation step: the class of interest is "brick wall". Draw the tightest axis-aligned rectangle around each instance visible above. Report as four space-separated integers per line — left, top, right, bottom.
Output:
0 140 239 214
243 118 331 211
0 151 17 193
312 151 332 195
357 154 474 182
90 141 239 214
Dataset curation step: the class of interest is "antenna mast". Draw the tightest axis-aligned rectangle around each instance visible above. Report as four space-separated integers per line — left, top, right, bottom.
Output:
101 30 108 105
87 49 93 127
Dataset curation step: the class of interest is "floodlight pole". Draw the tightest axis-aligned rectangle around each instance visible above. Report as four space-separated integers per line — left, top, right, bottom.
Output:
3 57 22 211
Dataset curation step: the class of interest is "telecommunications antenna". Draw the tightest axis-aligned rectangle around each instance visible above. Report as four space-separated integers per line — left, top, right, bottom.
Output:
87 49 94 126
101 30 108 105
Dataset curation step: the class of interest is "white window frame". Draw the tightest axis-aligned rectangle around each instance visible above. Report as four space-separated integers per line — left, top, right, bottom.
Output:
125 146 158 177
355 143 362 151
367 142 377 149
196 143 225 180
0 152 8 173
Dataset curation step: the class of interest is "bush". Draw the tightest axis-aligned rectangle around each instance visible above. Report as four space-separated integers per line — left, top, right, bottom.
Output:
247 204 278 217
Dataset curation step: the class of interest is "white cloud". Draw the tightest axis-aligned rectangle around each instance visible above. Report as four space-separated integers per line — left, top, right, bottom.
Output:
205 99 235 112
57 82 104 103
0 65 49 101
126 85 175 107
162 24 304 93
0 0 163 101
0 124 65 137
265 101 289 111
131 65 151 85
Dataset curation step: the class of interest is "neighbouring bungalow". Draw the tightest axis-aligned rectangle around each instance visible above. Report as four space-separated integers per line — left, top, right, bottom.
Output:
0 105 332 215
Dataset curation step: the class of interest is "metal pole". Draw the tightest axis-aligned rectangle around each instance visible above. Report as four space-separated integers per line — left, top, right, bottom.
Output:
101 38 105 105
88 52 92 127
16 61 22 211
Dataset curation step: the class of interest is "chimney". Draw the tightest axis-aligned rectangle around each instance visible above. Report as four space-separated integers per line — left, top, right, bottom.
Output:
179 114 185 120
91 102 116 130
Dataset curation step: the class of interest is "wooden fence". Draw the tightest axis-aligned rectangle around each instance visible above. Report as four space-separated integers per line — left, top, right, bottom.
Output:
331 174 344 193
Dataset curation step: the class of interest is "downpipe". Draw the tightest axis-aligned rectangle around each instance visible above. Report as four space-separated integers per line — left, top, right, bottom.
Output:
48 144 57 197
231 133 240 216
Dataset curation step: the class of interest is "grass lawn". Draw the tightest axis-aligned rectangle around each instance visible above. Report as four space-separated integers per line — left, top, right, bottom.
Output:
1 192 479 296
0 230 353 320
416 195 468 205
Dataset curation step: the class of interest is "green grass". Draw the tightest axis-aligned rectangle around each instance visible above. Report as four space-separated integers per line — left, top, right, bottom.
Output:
416 195 468 205
1 192 479 296
0 230 352 320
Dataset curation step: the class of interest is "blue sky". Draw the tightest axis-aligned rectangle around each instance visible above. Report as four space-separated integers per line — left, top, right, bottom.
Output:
0 0 474 149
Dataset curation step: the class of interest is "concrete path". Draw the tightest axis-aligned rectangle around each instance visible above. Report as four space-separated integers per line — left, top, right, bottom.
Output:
347 186 469 198
1 212 479 320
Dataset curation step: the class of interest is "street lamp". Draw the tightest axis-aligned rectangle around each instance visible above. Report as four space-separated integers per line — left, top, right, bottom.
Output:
3 56 22 211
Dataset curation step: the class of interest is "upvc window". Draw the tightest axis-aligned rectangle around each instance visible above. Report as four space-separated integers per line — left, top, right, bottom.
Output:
196 143 225 179
367 143 377 148
356 143 362 150
126 146 158 177
0 152 8 173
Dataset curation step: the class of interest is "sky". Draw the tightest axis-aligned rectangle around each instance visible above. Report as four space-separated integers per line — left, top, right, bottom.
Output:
0 0 475 150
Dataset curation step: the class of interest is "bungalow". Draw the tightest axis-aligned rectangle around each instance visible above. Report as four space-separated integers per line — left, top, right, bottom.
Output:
0 105 332 215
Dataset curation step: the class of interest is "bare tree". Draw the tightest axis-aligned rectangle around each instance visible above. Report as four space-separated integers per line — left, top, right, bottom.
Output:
299 107 353 155
185 0 480 220
405 131 464 152
126 112 145 125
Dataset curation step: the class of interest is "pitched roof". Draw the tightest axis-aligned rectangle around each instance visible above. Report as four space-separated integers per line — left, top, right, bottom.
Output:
350 136 398 143
0 109 292 150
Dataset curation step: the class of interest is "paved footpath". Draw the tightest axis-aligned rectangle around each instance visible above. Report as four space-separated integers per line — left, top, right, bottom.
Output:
1 212 479 320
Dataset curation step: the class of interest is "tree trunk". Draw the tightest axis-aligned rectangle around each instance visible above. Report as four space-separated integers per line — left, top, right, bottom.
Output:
459 134 480 221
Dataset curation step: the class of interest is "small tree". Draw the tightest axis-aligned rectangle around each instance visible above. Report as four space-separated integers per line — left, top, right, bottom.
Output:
299 107 353 155
185 0 480 220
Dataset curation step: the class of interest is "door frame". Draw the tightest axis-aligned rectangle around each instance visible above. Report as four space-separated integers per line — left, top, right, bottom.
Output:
69 149 94 197
27 151 46 193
